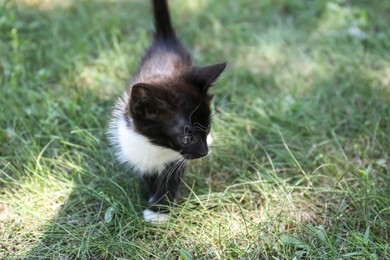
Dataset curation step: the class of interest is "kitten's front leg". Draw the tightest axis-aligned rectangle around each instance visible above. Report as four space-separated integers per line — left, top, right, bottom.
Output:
141 161 185 223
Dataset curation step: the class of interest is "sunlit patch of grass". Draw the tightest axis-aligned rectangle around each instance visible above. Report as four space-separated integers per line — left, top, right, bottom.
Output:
1 156 75 255
367 65 390 90
315 2 368 38
174 0 207 13
16 0 73 10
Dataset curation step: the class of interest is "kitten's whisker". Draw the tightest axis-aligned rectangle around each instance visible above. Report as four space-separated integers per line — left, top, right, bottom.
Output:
163 157 186 188
193 126 206 133
188 103 202 126
193 134 203 143
193 123 207 131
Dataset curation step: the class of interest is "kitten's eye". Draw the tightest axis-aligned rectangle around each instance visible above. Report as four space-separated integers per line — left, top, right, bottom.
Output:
145 108 159 120
180 135 193 145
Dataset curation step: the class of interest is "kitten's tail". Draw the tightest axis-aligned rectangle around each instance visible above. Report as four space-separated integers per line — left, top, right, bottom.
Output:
152 0 176 41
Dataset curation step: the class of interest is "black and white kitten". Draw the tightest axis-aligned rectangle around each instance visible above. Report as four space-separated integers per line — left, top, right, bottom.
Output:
109 0 226 223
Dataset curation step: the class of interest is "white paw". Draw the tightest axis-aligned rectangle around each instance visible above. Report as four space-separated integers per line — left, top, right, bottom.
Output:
143 209 170 224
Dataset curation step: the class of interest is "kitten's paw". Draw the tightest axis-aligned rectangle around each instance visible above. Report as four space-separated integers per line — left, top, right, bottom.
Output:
143 209 170 224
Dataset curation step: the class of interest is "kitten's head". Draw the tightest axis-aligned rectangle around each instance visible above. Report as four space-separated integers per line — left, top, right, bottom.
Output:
129 62 226 159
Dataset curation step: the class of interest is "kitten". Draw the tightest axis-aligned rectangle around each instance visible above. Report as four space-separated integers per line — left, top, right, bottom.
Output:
108 0 226 223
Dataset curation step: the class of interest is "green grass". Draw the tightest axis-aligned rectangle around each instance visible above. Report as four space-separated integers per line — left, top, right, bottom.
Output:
1 0 389 258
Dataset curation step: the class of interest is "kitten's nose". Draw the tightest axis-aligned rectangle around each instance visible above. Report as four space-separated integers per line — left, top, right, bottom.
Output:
198 144 208 157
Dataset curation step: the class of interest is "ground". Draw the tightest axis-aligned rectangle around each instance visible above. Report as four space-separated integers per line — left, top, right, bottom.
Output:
0 0 389 259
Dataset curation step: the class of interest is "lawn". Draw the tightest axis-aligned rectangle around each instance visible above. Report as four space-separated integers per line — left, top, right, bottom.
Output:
0 0 389 258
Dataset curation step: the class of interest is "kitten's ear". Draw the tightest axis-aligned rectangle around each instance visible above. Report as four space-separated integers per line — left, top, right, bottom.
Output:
186 62 227 93
130 83 170 120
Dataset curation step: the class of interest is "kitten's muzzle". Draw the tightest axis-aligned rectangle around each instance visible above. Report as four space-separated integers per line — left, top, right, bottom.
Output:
184 145 208 160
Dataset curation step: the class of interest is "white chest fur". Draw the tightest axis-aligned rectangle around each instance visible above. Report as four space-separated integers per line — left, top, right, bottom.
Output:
108 103 182 174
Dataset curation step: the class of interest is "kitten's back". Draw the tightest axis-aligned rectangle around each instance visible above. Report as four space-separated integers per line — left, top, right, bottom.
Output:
135 0 192 82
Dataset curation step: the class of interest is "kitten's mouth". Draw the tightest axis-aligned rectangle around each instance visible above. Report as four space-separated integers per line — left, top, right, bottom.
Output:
182 152 208 160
